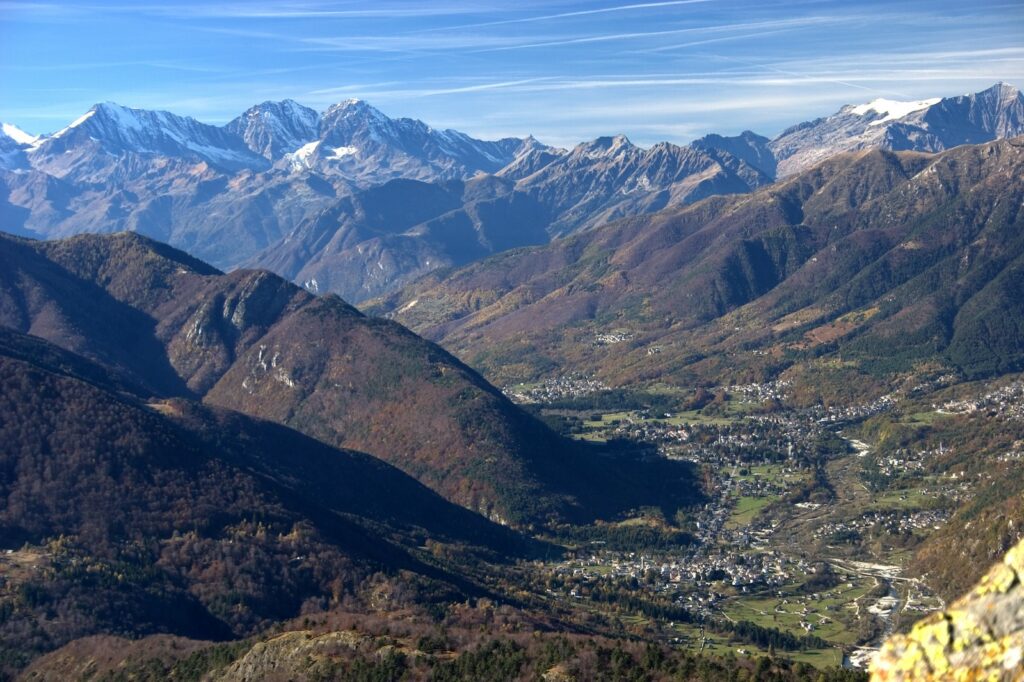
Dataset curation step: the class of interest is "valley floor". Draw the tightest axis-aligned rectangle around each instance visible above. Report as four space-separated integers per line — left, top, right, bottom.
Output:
503 373 1021 671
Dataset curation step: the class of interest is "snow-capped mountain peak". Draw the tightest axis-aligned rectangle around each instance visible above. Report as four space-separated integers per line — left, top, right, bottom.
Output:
311 98 526 179
53 102 178 139
325 98 383 119
0 121 37 169
986 81 1020 98
849 97 941 125
576 134 635 158
34 102 269 173
771 82 1024 176
320 99 397 139
226 99 319 160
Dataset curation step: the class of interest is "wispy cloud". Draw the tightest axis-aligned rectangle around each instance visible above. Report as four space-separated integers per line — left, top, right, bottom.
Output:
330 66 1023 102
9 1 502 19
428 0 716 30
765 47 1024 71
534 92 867 122
266 15 862 58
4 59 225 73
622 28 803 54
296 32 560 54
474 14 864 53
0 1 76 11
309 77 558 99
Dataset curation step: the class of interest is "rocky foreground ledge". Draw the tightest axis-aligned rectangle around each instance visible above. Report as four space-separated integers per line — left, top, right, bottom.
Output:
871 538 1024 681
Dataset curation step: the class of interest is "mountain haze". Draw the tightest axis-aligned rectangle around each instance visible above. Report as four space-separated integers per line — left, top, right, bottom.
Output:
30 103 270 175
251 175 552 302
0 99 543 272
498 134 771 237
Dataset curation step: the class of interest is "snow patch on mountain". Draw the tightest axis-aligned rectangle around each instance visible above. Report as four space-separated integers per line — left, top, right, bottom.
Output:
2 123 38 146
328 145 358 158
288 140 321 170
52 109 98 138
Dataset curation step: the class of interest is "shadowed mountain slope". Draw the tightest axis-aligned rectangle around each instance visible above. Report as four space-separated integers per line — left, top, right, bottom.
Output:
0 231 700 526
0 327 543 672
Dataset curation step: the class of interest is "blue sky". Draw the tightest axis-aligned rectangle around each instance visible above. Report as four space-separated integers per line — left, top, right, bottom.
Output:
1 0 1023 147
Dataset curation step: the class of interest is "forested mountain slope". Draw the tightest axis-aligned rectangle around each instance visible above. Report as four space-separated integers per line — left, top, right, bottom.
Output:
374 137 1024 391
0 232 700 525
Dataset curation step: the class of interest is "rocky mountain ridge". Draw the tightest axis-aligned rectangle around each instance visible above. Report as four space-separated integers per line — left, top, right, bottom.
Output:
224 99 321 161
770 82 1024 176
372 136 1024 391
1 83 1020 302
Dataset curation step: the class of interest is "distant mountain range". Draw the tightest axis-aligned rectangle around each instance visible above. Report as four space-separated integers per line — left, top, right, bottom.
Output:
0 99 547 284
3 84 1019 303
770 82 1024 175
371 136 1024 391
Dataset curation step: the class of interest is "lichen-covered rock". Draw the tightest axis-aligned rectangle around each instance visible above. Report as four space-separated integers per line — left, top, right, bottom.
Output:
213 630 373 682
871 539 1024 681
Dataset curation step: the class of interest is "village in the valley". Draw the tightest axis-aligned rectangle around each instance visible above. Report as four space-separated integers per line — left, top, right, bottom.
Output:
502 373 1017 667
